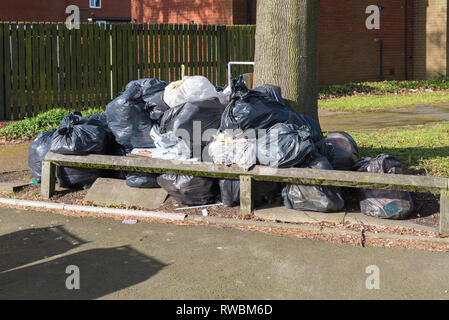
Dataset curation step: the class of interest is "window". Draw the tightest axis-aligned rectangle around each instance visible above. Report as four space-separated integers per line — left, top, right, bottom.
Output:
96 20 107 27
90 0 101 8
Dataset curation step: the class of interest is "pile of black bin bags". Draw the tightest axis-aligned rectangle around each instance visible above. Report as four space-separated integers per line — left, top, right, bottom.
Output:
27 75 414 219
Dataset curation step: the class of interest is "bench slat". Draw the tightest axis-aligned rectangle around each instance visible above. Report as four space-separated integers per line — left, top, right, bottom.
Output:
44 152 448 194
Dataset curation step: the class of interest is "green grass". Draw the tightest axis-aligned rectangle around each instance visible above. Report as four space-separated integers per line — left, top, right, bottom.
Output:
319 77 449 99
0 108 104 141
348 122 449 177
318 91 449 112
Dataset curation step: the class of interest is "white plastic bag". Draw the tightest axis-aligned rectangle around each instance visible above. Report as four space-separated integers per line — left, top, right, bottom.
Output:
217 85 231 105
163 76 219 108
150 125 191 160
208 133 256 171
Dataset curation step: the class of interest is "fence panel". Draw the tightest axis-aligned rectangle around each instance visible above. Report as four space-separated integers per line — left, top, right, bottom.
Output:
0 22 255 120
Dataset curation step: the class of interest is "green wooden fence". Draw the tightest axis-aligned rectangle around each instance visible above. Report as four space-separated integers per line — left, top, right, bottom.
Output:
0 23 255 120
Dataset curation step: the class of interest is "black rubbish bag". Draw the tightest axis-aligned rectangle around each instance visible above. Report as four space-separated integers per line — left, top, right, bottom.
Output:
219 179 280 207
106 78 167 149
146 91 170 123
159 98 225 152
157 174 218 206
86 113 108 128
257 123 315 168
282 156 345 212
104 140 127 179
50 113 109 155
358 189 414 220
289 113 322 142
126 172 159 188
253 84 285 105
56 167 101 189
220 76 292 132
130 78 167 101
353 153 401 174
28 129 56 182
317 131 359 170
220 76 322 142
353 154 414 219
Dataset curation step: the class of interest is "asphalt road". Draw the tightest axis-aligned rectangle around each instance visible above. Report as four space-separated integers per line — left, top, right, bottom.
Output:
1 207 449 300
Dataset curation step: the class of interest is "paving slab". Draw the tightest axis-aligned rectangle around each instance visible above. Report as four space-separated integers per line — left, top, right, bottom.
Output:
255 206 437 232
255 206 346 224
84 178 168 209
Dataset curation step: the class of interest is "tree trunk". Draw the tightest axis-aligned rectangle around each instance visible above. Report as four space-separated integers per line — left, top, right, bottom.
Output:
253 0 320 122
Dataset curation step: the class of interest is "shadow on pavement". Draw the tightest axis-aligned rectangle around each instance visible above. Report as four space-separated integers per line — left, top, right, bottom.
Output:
0 225 87 273
0 227 167 299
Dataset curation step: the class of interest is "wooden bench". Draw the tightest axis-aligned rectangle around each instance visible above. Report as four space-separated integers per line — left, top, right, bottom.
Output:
41 151 449 234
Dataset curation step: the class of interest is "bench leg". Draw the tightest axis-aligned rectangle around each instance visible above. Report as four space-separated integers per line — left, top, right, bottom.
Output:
240 175 253 216
41 161 56 199
440 189 449 235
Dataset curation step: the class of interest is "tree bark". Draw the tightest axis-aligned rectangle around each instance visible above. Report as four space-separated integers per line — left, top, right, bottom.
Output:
253 0 320 122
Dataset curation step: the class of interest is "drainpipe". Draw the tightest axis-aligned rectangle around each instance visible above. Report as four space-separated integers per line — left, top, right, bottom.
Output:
374 38 384 81
247 0 253 24
404 0 408 79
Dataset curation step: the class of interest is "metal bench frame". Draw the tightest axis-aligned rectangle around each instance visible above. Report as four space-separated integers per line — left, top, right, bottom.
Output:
42 151 449 234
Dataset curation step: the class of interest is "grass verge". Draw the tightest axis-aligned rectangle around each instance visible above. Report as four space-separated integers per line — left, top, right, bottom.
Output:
348 121 449 177
0 108 104 141
318 91 449 112
319 77 449 99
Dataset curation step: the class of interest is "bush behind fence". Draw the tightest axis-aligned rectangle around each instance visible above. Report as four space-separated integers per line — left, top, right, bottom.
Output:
0 22 255 120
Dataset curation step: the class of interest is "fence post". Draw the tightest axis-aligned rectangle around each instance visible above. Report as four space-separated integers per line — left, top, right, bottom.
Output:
440 187 449 235
0 23 4 120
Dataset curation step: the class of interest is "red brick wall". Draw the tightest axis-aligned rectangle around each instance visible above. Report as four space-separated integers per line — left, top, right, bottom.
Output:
71 0 131 20
318 0 414 85
0 0 131 22
0 0 415 85
131 0 233 25
131 0 413 84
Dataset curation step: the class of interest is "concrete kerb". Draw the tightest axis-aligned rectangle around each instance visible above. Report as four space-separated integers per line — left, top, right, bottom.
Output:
0 198 186 221
1 197 449 246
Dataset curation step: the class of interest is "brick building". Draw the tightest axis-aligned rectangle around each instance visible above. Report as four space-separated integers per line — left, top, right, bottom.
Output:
131 0 255 25
0 0 131 23
131 0 448 84
0 0 447 84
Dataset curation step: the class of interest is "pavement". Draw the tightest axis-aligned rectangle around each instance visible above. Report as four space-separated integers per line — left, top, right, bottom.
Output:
0 143 29 173
319 104 449 131
1 207 449 300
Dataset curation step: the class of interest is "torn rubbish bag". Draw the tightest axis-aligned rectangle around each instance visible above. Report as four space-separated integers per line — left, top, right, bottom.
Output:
353 154 414 219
